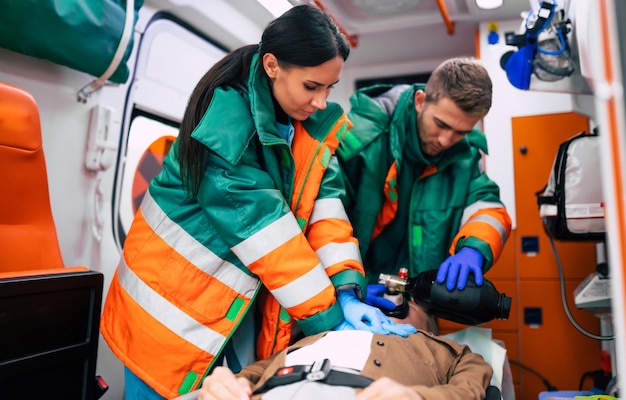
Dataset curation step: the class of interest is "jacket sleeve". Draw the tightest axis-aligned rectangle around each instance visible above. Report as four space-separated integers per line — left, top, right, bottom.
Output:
336 126 390 264
411 344 492 400
449 149 512 272
305 154 368 299
197 144 343 334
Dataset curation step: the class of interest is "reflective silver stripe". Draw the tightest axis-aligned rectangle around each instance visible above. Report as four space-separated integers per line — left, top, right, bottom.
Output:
309 198 349 225
460 201 505 225
316 241 362 270
118 257 225 353
464 214 508 245
141 191 258 297
270 262 331 308
232 212 302 266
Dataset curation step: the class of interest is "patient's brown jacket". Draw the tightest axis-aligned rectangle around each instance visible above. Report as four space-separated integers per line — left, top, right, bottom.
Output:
238 330 492 400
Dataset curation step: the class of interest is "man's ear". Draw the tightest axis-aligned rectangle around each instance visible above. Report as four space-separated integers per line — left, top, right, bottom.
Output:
414 90 426 113
263 53 279 79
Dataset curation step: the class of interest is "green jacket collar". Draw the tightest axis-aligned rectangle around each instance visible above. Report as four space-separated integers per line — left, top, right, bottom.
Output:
344 83 489 172
190 54 290 165
346 84 400 151
248 53 287 146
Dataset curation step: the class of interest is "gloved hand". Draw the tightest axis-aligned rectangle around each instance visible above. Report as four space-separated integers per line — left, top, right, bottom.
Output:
436 247 484 291
365 283 397 310
334 290 417 337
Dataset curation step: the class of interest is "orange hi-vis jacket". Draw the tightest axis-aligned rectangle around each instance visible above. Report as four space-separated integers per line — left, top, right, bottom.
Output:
100 55 367 398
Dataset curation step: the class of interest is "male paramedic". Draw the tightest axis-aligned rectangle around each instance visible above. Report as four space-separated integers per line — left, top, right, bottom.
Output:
337 57 511 317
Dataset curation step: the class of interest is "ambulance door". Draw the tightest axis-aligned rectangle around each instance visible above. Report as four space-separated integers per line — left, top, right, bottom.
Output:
112 15 226 250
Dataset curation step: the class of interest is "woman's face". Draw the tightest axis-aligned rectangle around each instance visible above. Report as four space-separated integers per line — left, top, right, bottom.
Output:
263 54 344 121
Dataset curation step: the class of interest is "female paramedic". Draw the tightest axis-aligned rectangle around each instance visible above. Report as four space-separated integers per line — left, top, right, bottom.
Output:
100 5 415 399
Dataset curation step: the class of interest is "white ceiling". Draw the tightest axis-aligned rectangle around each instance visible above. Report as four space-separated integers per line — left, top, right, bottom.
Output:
289 0 531 66
159 0 533 69
300 0 529 34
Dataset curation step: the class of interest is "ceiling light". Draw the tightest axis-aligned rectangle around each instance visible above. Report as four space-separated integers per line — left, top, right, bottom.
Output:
258 0 293 18
476 0 503 10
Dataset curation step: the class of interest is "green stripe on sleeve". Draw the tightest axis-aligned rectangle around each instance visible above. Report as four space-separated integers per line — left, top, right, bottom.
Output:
178 370 199 394
280 307 291 323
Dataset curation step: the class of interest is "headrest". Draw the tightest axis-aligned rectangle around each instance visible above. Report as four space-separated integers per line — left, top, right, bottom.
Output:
0 82 42 151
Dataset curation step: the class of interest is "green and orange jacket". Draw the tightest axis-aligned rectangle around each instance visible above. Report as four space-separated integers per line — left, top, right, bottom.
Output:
101 54 367 398
337 84 511 282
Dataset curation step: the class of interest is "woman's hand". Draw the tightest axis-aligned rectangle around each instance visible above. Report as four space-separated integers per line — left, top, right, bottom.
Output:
198 367 252 400
335 290 416 337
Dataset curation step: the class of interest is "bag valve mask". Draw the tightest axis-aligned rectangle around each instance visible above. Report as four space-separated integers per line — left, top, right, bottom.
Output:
500 0 575 90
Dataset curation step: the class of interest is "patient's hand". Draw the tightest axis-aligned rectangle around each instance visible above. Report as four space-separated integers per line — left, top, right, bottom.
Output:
355 377 424 400
198 367 252 400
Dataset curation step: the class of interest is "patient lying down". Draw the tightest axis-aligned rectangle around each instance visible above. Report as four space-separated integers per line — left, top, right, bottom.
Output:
199 302 492 400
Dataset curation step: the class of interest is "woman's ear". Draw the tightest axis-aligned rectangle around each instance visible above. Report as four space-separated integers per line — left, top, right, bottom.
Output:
263 53 279 79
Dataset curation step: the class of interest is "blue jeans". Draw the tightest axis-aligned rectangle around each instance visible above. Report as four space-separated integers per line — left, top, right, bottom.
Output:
124 367 166 400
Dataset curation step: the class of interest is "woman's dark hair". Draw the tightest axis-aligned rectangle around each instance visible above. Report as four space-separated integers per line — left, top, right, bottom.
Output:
177 4 350 198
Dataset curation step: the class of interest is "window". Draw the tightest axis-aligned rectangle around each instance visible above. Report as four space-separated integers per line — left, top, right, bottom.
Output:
117 113 178 242
355 72 431 90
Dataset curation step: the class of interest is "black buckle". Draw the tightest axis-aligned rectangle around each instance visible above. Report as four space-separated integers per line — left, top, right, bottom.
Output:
252 359 332 395
306 359 331 382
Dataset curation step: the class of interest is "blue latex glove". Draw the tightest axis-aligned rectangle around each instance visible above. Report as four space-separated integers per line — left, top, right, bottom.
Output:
365 283 396 310
334 290 416 337
436 247 484 291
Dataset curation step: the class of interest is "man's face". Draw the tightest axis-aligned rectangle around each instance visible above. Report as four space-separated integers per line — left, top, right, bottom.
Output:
414 90 483 157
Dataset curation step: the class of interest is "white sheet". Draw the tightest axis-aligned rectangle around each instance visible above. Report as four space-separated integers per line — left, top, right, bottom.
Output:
285 330 373 371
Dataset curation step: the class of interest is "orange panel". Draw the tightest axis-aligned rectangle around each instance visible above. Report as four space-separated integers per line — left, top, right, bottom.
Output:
517 280 602 400
510 113 604 400
512 113 597 280
514 383 521 400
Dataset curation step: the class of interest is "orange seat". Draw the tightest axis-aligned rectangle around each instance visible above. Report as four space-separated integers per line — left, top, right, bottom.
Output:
0 81 107 399
0 81 65 271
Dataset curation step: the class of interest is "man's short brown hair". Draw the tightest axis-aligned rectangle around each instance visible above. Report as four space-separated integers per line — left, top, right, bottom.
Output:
425 57 492 118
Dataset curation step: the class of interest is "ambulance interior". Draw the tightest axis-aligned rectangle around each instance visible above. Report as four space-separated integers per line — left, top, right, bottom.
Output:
0 0 625 399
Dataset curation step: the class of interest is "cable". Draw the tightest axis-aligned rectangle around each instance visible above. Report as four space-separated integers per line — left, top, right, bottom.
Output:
579 369 612 391
508 359 558 391
579 371 593 391
548 236 615 341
